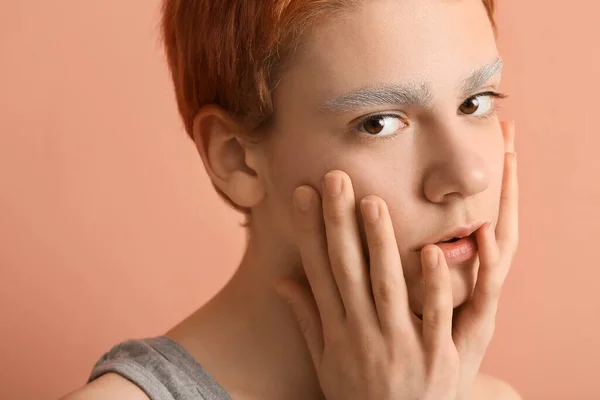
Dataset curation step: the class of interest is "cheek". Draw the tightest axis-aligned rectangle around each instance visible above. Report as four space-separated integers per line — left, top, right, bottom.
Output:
265 134 417 246
265 130 334 207
259 128 341 242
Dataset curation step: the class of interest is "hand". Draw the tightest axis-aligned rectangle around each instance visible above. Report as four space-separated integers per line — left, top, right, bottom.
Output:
452 120 519 400
273 119 518 400
274 183 461 397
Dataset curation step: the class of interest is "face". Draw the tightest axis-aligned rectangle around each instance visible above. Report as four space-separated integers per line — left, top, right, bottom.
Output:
254 0 505 313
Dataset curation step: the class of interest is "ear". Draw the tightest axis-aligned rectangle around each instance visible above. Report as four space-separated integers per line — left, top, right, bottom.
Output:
191 105 266 209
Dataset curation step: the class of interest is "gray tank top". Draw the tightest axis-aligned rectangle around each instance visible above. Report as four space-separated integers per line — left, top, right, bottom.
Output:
88 336 233 400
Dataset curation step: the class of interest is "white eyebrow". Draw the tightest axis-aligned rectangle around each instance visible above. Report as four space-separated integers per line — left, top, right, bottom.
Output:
318 57 503 114
459 56 504 97
319 82 433 114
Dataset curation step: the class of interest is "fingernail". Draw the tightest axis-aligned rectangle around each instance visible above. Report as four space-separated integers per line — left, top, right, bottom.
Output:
294 187 314 212
361 199 379 223
425 246 439 269
324 173 342 196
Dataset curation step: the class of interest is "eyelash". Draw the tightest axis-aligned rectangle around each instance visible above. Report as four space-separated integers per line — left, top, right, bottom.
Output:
351 90 508 143
466 91 508 119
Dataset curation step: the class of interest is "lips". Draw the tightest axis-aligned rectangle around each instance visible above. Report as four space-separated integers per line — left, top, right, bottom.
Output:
439 237 460 244
435 234 478 264
432 221 486 246
414 221 485 264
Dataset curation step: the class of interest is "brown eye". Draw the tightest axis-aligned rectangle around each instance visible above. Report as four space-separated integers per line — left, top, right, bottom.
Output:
460 97 480 114
364 116 386 134
458 94 495 116
358 114 405 137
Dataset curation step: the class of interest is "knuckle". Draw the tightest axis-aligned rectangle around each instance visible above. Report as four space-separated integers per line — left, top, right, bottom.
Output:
425 282 446 300
387 321 417 350
356 334 378 358
334 262 360 285
472 296 498 319
477 287 501 309
398 324 418 343
327 205 346 225
373 279 396 304
467 322 496 354
324 326 346 349
437 347 459 370
423 308 449 329
369 230 387 249
406 344 424 369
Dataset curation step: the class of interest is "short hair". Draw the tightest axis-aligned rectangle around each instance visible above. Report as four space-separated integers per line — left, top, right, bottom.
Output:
160 0 498 215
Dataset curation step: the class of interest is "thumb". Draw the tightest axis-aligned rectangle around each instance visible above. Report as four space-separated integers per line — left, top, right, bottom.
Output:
273 279 324 367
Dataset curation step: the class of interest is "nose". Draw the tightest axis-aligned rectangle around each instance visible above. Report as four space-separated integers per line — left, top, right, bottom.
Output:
422 126 490 203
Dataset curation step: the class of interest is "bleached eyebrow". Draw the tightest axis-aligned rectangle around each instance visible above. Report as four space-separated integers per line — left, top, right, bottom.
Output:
318 57 503 114
459 56 503 98
319 82 433 114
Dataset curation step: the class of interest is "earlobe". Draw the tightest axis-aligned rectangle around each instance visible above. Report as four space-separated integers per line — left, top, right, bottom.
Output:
191 105 266 209
227 169 265 208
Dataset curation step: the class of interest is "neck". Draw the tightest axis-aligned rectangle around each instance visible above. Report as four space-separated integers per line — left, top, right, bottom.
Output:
167 226 325 400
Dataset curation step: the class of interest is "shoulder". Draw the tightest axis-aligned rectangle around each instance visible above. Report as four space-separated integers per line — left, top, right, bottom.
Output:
59 373 151 400
472 372 522 400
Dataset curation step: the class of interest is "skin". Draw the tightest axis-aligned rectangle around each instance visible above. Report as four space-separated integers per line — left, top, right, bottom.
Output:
61 0 521 399
257 0 505 314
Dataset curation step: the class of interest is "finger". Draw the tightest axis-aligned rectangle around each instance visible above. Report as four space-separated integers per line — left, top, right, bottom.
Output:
293 186 345 327
321 171 378 329
273 279 324 368
361 196 413 338
501 120 516 153
470 222 503 316
421 245 453 355
495 123 519 253
453 222 501 355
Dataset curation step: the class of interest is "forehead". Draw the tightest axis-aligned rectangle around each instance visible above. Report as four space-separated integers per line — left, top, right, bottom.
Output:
276 0 498 106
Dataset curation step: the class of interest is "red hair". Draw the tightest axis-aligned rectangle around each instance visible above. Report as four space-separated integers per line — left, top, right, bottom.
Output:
160 0 497 214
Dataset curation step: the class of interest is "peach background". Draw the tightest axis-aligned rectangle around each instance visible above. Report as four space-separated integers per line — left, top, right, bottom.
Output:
1 1 598 399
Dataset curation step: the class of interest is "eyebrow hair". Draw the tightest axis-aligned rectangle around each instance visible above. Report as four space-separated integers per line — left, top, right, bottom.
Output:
318 57 503 114
319 82 433 114
459 57 504 98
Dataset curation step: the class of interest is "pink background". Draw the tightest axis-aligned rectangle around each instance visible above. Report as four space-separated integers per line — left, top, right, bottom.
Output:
1 1 598 399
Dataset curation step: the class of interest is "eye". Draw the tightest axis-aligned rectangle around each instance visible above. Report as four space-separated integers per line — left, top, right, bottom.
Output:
357 114 407 136
459 92 504 116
